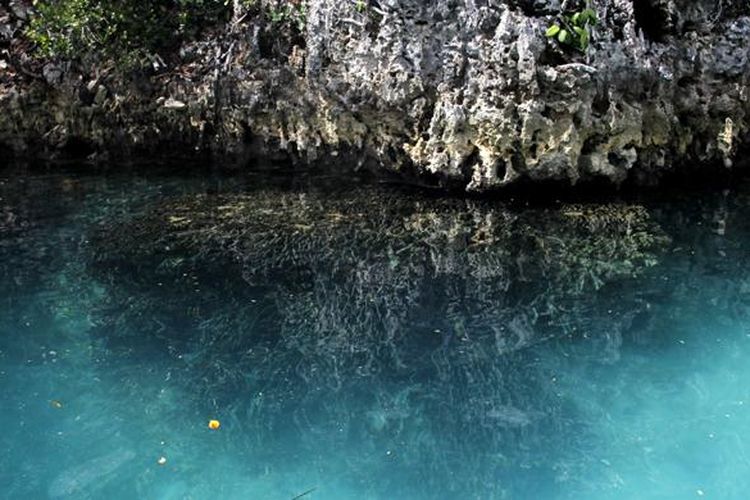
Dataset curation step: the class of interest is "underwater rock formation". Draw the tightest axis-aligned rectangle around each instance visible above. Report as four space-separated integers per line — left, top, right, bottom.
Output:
77 177 750 496
85 184 672 495
90 185 670 359
48 449 136 498
1 0 749 189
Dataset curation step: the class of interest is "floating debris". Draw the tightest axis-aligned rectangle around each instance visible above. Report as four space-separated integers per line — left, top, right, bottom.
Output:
157 456 167 466
50 400 63 409
291 487 317 499
208 419 221 430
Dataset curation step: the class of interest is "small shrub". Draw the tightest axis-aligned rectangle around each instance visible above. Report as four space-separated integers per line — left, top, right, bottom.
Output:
25 0 232 67
545 1 597 53
266 0 307 33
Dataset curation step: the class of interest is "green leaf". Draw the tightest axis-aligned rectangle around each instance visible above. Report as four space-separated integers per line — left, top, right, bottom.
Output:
572 12 581 25
578 30 590 50
573 26 586 37
582 8 597 25
558 29 569 44
545 24 561 37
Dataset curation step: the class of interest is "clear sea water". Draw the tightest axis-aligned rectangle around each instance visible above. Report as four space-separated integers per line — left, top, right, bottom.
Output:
1 165 749 500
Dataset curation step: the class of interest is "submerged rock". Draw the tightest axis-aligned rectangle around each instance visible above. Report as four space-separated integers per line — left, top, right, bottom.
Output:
92 186 669 295
485 405 537 427
87 175 750 497
88 184 669 400
47 449 136 499
81 182 677 496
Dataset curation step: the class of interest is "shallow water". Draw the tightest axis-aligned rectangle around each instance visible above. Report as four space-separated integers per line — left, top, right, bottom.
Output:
1 167 749 499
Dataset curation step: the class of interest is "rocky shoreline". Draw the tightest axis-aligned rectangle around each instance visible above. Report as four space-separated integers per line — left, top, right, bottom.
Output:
1 0 749 191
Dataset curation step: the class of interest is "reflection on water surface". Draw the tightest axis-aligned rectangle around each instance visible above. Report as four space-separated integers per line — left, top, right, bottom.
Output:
0 168 749 499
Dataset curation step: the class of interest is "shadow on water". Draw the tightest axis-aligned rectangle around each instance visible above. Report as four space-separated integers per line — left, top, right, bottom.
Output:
1 166 750 498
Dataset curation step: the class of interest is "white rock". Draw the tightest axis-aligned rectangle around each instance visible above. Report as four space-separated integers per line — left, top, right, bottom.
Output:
163 98 187 110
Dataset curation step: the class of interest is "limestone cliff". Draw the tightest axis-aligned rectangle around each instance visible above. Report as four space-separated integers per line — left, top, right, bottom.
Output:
1 0 748 190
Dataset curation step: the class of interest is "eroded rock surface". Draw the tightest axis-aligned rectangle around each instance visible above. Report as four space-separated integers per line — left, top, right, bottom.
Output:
1 0 749 190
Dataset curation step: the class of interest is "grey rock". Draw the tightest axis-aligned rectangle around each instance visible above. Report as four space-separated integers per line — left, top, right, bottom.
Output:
163 97 187 110
48 449 136 498
93 85 108 106
42 63 63 86
8 1 31 21
1 0 748 190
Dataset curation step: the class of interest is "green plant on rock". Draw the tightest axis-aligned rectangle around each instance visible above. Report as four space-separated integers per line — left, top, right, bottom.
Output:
267 0 307 33
26 0 233 67
354 0 367 13
545 1 597 52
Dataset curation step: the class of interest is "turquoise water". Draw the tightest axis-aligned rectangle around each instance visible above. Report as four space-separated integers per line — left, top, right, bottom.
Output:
1 167 749 499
